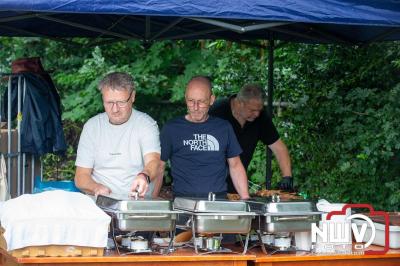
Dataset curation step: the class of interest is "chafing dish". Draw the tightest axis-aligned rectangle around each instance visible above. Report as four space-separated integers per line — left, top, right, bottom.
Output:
96 194 180 254
173 193 255 254
247 196 321 233
97 194 179 232
246 196 321 254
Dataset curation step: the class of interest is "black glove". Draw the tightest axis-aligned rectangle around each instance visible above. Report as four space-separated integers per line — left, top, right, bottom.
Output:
278 176 293 191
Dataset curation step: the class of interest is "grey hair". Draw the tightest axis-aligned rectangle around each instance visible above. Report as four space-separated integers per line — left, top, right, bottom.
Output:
98 72 135 93
237 83 265 102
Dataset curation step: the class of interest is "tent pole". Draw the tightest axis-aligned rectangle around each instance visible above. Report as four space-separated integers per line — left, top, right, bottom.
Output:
266 35 274 189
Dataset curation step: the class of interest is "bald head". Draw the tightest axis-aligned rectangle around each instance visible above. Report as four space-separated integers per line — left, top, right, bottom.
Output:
184 75 215 123
186 76 212 97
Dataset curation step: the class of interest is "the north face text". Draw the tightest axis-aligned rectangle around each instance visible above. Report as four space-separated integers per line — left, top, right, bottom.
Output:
183 134 219 151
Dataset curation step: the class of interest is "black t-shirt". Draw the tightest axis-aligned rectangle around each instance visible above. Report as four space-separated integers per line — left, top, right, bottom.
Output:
209 96 280 193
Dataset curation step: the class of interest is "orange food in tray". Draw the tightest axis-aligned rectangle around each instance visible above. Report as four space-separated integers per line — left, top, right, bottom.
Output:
255 189 301 200
227 190 301 201
227 193 241 201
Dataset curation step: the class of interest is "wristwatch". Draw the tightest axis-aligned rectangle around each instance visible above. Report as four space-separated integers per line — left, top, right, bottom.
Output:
138 172 151 184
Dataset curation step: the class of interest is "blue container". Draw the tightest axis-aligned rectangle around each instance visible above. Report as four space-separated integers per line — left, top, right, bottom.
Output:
33 176 80 193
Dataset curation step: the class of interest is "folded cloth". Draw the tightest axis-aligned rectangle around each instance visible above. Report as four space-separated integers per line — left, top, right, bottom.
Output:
0 190 111 251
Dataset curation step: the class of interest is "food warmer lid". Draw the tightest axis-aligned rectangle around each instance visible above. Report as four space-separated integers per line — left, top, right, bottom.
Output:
246 196 321 216
173 197 250 213
96 194 174 213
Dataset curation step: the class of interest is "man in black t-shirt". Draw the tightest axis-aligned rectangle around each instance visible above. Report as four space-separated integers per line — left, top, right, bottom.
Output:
209 84 293 193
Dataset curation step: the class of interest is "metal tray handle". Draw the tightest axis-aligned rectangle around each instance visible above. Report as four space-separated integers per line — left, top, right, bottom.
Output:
125 214 170 219
273 216 311 221
198 215 240 220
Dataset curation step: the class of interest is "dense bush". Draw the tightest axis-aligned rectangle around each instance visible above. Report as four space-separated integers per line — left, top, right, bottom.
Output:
274 43 400 211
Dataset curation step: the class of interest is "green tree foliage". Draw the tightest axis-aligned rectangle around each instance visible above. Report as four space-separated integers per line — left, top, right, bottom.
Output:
0 37 398 210
274 43 400 210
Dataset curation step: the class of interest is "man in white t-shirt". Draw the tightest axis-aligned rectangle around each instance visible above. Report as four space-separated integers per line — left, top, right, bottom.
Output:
74 72 161 198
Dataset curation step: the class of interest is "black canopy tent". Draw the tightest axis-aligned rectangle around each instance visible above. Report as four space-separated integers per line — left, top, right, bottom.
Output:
1 0 400 189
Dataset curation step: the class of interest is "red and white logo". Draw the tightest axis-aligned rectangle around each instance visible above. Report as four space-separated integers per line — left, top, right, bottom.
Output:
311 204 390 255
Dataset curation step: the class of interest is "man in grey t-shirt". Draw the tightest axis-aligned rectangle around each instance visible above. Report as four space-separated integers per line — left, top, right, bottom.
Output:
74 72 161 198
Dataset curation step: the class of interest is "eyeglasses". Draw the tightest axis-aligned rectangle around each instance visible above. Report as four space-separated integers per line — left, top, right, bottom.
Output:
104 90 133 109
186 99 210 108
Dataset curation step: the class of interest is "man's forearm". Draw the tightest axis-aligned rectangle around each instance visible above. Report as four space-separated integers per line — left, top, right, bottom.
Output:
228 157 250 199
151 162 165 198
142 153 161 181
75 168 102 195
276 151 291 176
270 139 292 177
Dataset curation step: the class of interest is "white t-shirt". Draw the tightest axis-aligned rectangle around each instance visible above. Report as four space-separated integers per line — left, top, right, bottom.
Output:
75 109 160 196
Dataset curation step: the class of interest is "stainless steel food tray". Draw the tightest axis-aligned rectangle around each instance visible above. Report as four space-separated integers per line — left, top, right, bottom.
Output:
173 197 250 213
173 194 255 254
247 198 319 214
174 197 255 234
247 198 321 233
190 212 254 234
96 193 173 211
96 194 179 232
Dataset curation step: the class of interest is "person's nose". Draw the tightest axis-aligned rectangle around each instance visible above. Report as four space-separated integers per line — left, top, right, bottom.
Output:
111 103 119 113
193 103 199 111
